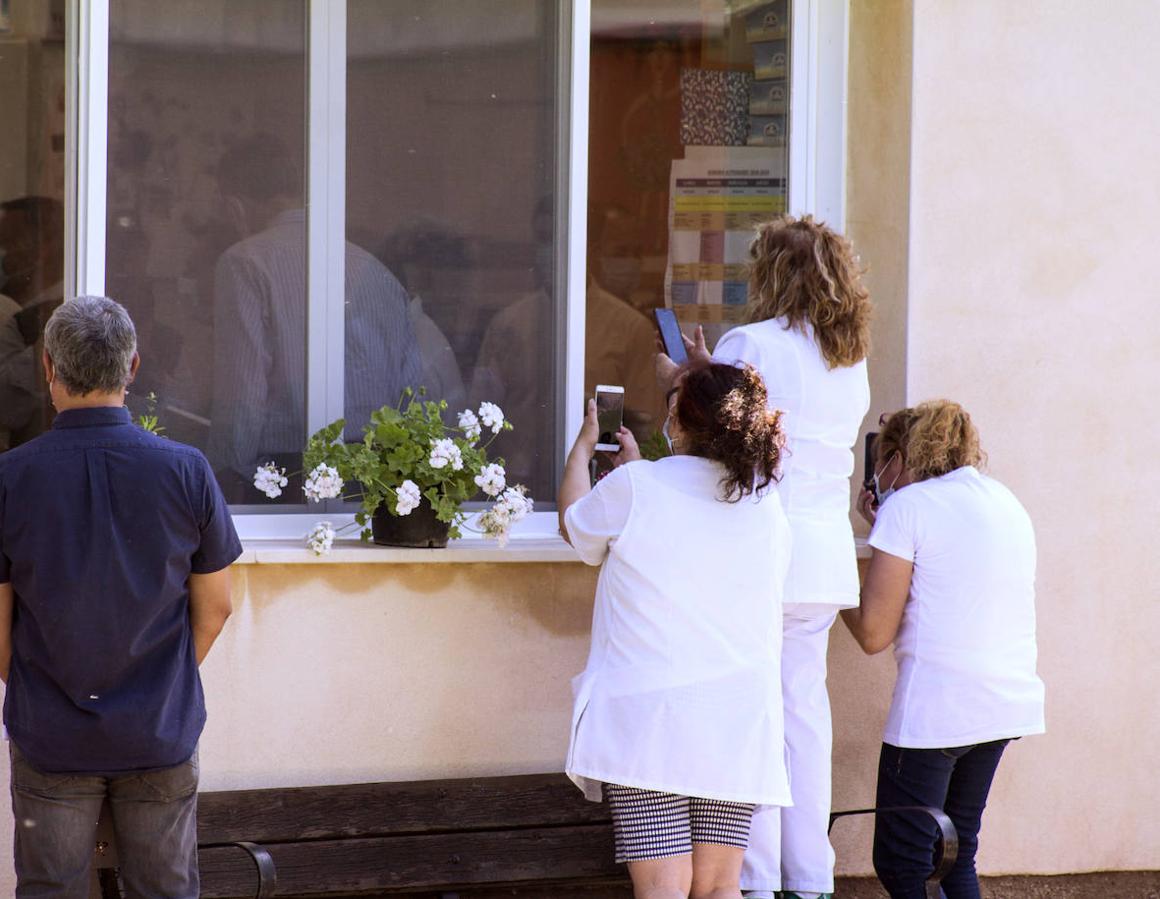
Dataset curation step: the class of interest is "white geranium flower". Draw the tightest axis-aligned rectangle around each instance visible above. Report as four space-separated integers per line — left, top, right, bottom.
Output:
306 521 336 555
396 479 422 516
479 484 533 546
253 461 289 499
478 401 505 434
458 409 481 443
473 462 506 497
302 463 344 502
498 485 534 523
429 438 463 471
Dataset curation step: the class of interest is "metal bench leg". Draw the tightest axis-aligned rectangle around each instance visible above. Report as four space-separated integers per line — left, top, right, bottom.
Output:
829 805 959 890
198 841 278 898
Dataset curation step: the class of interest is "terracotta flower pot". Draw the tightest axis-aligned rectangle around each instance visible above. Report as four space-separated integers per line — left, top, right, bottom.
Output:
370 497 451 548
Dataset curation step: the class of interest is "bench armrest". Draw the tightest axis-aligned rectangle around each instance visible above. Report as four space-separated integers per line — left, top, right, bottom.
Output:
828 806 959 884
198 841 278 899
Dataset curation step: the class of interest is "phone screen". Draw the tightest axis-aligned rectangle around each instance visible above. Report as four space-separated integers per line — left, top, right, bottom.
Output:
863 432 878 490
654 308 688 365
595 387 625 450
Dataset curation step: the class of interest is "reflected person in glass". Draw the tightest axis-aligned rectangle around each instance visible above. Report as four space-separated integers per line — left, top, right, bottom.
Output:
0 197 65 451
209 134 422 502
471 200 660 493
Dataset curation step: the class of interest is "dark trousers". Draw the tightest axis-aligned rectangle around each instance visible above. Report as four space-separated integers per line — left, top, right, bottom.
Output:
872 739 1010 899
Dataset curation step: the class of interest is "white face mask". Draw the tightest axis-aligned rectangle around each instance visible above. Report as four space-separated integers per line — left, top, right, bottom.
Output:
873 453 900 506
662 415 675 453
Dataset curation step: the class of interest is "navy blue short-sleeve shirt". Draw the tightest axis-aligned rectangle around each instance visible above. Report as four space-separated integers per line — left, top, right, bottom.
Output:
0 406 242 774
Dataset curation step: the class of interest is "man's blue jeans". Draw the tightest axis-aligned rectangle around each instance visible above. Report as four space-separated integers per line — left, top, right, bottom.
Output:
872 739 1010 899
9 743 199 899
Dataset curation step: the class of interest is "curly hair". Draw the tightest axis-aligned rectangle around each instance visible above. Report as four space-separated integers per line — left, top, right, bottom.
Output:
673 362 786 502
745 214 872 368
877 400 986 481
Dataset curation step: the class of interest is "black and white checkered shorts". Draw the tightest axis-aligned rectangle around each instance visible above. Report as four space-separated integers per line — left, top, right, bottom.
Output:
604 784 757 863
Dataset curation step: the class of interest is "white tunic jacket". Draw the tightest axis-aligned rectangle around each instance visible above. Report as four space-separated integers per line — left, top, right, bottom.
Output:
869 466 1047 748
564 456 793 805
715 318 870 610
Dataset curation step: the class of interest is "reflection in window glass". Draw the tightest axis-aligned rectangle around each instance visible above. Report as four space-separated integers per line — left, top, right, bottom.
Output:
107 0 307 504
347 0 562 501
0 0 67 453
589 0 791 447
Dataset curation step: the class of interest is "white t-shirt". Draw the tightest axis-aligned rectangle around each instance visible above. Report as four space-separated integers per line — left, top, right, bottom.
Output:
715 318 870 609
869 466 1046 748
564 456 793 805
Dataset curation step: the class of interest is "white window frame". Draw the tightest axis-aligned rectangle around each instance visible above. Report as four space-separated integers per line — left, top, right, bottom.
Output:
63 0 847 548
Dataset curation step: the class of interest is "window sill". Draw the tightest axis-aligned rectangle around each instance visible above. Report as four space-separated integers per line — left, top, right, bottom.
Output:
234 511 582 565
232 516 871 565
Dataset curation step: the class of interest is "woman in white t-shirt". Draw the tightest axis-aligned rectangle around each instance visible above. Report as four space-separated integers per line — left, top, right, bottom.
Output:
709 215 871 899
840 401 1045 899
560 361 793 899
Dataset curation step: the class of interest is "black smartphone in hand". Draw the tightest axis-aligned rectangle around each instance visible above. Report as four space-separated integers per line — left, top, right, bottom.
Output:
863 431 878 492
654 308 688 365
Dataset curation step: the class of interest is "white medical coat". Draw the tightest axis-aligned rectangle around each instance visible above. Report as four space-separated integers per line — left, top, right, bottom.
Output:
715 318 870 610
563 456 793 805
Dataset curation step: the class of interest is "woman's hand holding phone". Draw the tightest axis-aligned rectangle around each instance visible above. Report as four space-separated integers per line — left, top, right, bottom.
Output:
569 398 600 462
655 324 711 393
611 427 641 467
856 486 877 526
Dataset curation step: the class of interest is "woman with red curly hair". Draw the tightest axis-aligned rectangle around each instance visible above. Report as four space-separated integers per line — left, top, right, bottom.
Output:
708 215 872 899
560 361 793 899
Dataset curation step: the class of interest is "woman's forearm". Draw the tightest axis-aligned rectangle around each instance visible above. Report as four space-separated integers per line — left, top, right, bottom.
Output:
557 448 593 542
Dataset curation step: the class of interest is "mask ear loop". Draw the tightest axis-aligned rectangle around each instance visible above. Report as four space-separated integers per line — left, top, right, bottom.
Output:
662 386 681 454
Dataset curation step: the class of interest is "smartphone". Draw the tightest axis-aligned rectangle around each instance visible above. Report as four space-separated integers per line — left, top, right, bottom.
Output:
595 385 625 452
863 431 879 492
654 308 688 365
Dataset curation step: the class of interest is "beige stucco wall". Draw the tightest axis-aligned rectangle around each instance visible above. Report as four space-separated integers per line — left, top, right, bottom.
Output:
898 0 1160 876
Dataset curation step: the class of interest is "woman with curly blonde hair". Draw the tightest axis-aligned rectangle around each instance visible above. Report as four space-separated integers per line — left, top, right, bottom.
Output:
708 215 871 899
841 401 1045 899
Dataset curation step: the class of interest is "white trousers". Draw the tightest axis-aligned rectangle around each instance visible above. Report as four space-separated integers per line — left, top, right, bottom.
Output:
741 608 838 894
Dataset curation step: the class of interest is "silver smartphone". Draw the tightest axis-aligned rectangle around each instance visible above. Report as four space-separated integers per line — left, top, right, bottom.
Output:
594 384 625 452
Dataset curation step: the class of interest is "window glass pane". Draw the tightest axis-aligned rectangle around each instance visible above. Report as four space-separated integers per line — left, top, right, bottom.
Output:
347 0 562 501
107 0 307 505
589 0 791 445
0 0 66 454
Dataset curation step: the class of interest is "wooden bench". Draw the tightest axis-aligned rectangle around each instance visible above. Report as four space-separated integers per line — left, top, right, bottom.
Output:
197 773 621 897
93 773 956 898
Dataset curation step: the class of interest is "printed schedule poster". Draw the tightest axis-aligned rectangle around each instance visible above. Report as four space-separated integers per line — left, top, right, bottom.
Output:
665 148 786 321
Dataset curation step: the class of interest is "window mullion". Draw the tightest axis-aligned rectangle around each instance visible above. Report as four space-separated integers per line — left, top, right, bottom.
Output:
68 0 109 298
306 0 348 443
788 0 812 218
562 0 590 469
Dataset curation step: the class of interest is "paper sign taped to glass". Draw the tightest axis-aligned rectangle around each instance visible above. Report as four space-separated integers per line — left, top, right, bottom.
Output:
664 147 786 325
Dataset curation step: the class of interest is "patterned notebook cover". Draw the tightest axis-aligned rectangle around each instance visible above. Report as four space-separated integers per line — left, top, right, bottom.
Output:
680 69 753 147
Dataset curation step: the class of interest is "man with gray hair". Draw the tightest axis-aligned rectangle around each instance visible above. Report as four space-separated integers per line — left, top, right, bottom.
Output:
0 296 240 897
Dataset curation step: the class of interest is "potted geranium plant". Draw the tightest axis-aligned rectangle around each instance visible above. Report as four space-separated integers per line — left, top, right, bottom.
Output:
252 391 533 552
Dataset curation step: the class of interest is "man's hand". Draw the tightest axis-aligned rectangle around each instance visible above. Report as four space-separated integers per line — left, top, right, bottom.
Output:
0 582 12 684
